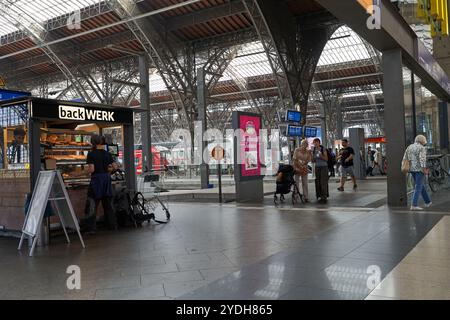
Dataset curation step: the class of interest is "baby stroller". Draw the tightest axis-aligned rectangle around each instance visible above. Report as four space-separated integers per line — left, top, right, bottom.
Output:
274 164 305 205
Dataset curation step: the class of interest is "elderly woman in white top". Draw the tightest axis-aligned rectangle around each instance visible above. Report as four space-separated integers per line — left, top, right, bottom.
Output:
292 139 312 202
403 135 431 210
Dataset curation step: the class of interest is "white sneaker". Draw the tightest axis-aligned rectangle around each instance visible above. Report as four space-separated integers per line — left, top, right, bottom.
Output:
410 206 424 211
425 202 432 208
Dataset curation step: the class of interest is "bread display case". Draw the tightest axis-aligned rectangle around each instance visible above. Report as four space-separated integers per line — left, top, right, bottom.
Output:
41 129 93 185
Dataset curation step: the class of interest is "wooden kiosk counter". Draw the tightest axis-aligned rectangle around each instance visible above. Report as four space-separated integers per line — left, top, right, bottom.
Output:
0 97 138 235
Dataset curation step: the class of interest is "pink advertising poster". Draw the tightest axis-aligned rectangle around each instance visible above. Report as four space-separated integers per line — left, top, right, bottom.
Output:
239 114 261 177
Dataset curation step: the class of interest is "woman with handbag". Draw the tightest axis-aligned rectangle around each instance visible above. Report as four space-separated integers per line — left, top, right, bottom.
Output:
402 135 432 211
293 139 312 202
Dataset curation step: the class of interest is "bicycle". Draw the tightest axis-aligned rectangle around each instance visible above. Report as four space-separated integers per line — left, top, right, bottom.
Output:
427 155 450 192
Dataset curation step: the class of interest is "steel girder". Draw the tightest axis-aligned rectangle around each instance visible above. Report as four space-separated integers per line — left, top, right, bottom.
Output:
0 1 93 101
242 0 339 125
0 29 136 76
361 40 384 135
0 0 113 46
112 0 196 128
10 56 139 95
112 0 241 132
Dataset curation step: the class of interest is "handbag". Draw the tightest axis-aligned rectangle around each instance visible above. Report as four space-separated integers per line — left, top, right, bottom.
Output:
401 148 410 174
296 165 308 176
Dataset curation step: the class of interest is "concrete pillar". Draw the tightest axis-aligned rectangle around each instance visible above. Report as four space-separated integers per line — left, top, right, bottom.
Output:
29 118 41 189
382 49 407 207
123 124 136 191
139 55 152 173
319 103 328 147
197 68 209 189
349 127 365 180
336 102 343 140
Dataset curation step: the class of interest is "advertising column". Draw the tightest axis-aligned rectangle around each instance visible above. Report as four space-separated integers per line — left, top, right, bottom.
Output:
232 111 263 203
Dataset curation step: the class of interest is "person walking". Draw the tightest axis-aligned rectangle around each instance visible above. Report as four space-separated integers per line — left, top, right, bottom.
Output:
366 146 375 176
327 148 336 177
402 135 432 211
337 138 357 191
83 134 118 234
293 139 312 202
335 148 341 178
373 147 385 175
312 138 329 203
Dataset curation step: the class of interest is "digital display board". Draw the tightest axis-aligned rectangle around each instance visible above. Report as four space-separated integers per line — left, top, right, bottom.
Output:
304 126 318 138
286 110 302 123
108 144 119 157
286 125 303 137
0 89 31 101
239 114 261 177
231 112 262 180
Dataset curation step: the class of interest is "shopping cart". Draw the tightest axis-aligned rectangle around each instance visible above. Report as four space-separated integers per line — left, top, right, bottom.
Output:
136 171 171 224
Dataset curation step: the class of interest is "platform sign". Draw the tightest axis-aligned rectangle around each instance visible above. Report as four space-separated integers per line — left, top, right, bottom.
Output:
285 110 302 123
286 125 303 137
304 126 318 138
18 170 85 256
212 145 225 161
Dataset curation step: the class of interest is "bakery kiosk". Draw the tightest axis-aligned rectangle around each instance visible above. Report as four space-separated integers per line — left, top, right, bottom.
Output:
0 96 138 235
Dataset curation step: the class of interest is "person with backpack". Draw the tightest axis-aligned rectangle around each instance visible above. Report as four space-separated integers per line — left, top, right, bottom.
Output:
327 147 337 177
83 134 118 234
337 138 357 191
312 138 329 203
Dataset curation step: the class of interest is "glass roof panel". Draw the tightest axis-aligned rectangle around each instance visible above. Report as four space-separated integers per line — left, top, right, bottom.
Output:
0 0 101 37
317 25 371 66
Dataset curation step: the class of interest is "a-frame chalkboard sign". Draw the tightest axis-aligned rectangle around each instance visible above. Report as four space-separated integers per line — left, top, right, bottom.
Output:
18 170 85 256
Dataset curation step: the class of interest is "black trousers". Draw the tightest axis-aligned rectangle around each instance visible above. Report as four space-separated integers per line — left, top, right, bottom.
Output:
84 187 117 231
315 166 329 199
329 165 335 177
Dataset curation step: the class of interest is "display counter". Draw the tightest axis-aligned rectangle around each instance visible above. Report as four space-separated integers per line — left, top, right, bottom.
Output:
0 97 139 234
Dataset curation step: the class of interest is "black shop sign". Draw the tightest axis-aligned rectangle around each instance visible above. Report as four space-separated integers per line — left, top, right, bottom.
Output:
31 101 133 124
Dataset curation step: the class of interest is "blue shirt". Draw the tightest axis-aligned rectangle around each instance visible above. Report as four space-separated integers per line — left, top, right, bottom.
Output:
313 146 328 167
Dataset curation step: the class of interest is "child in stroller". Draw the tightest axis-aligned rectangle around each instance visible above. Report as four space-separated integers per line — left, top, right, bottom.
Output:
274 164 305 204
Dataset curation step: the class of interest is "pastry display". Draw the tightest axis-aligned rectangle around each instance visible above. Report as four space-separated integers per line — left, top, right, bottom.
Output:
42 129 92 183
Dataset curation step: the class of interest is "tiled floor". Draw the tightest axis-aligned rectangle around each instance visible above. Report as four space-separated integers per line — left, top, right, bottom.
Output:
0 179 449 300
366 216 450 300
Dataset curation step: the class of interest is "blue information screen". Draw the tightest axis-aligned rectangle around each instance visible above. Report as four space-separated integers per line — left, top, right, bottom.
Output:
287 125 303 137
286 110 302 123
304 126 318 138
0 89 31 101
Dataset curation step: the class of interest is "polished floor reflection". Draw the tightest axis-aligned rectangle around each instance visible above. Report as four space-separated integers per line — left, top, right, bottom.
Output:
0 182 448 299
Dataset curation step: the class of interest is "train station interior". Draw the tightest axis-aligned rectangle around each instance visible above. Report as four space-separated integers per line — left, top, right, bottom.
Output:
1 0 450 301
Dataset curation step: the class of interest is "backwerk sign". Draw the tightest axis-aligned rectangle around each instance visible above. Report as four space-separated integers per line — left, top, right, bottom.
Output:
31 100 133 124
59 105 115 122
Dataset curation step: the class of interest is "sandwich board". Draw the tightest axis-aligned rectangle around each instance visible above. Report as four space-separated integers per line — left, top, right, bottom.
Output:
18 170 85 256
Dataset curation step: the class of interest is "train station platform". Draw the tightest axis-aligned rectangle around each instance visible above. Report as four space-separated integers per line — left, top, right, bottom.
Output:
1 177 449 300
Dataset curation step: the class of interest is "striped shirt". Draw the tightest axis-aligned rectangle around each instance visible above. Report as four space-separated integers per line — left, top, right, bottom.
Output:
7 144 29 164
403 142 427 172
